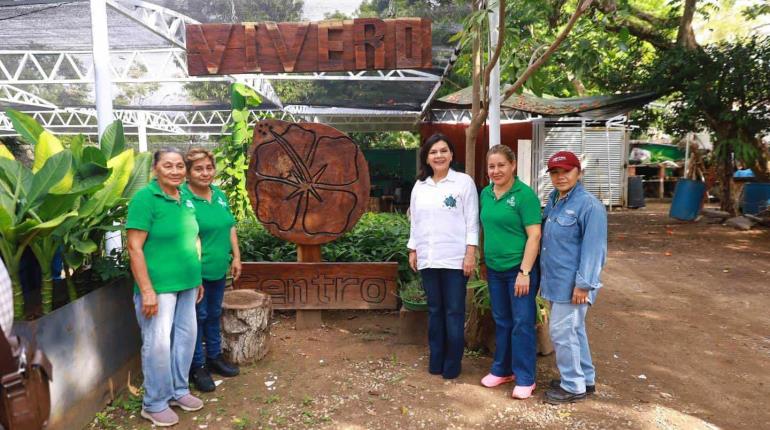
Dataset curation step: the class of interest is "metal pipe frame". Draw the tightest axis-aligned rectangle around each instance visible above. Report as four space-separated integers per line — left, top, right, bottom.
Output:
0 84 57 109
0 106 422 136
428 109 531 123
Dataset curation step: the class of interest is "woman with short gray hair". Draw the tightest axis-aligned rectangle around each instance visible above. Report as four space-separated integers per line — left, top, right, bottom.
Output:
127 147 205 426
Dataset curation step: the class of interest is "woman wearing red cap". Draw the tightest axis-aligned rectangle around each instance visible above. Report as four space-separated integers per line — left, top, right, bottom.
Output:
540 151 607 404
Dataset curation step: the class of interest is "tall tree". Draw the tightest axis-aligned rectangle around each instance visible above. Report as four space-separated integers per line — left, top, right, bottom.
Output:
587 0 769 213
451 0 770 213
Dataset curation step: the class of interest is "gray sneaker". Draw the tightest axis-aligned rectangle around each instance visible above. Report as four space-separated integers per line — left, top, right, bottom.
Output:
141 408 179 427
169 393 204 412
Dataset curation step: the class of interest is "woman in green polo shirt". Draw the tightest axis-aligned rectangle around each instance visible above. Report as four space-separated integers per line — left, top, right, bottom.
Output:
126 147 205 427
479 144 542 400
182 148 241 393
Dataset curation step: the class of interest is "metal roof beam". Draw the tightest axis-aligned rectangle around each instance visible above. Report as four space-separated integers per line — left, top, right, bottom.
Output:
106 0 194 49
0 49 283 107
104 1 284 107
0 50 440 85
0 107 421 135
428 109 531 123
0 84 58 109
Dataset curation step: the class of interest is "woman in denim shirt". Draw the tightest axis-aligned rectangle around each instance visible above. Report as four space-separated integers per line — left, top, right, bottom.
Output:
540 151 607 405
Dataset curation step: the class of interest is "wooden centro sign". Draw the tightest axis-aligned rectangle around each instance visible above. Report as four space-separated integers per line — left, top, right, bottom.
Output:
186 18 432 75
235 262 398 310
246 119 370 245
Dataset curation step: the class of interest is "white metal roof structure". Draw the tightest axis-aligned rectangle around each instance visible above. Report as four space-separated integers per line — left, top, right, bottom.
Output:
0 0 457 138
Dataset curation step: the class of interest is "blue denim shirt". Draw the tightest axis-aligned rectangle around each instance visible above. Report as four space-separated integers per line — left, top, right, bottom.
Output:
540 183 607 304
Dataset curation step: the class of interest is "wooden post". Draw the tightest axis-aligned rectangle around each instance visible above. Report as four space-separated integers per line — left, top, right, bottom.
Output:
296 244 323 329
659 165 666 199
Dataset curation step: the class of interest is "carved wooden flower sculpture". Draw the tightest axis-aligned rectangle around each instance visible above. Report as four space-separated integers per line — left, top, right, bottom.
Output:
246 120 370 245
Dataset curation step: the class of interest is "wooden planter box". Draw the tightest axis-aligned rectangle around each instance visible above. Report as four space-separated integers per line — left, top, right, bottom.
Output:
12 280 141 430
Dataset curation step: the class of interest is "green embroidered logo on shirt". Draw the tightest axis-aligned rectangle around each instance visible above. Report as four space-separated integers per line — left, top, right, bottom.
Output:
507 195 516 207
217 196 227 208
443 195 458 209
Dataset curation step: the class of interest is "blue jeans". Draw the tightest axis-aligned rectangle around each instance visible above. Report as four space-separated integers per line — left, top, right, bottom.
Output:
487 264 539 386
550 302 595 394
134 288 197 413
192 278 226 368
420 268 467 379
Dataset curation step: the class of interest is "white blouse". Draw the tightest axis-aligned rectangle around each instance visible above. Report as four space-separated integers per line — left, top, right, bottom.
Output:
407 169 479 270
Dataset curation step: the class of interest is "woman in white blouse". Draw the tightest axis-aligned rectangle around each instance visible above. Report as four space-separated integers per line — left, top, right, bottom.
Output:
407 133 479 379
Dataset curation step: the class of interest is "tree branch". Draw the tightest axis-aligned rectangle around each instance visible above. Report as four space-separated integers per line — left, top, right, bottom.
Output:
594 0 676 50
604 23 673 50
547 0 568 28
596 0 678 28
503 0 594 101
676 0 699 50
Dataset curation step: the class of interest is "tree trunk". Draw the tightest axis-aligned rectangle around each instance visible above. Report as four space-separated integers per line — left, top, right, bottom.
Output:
464 303 496 352
749 137 770 181
465 13 483 181
676 0 699 50
718 150 736 215
221 289 272 364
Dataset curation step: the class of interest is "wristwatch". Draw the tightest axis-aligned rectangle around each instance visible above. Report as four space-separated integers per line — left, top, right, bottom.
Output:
519 269 530 276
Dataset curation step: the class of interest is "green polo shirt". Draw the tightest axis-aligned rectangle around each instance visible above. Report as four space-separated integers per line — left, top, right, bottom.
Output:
126 179 202 293
181 183 235 281
480 177 542 271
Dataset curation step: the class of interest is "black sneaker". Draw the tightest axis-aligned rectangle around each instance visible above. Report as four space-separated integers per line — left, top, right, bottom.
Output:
549 379 596 395
207 355 240 377
190 366 215 392
544 386 587 404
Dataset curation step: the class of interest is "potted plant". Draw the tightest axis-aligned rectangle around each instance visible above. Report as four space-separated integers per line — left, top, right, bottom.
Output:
399 275 428 311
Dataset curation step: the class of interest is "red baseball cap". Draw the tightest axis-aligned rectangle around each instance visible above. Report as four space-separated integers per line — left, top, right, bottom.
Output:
547 151 581 172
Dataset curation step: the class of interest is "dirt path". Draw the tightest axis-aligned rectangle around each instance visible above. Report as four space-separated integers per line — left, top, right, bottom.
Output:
94 203 770 430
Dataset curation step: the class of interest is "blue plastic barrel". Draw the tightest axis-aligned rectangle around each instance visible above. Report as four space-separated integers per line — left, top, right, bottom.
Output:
741 182 770 215
669 179 706 221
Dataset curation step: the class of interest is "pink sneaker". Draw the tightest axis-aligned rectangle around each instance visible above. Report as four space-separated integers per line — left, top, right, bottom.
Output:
140 408 179 427
512 383 536 399
480 373 516 388
169 393 204 411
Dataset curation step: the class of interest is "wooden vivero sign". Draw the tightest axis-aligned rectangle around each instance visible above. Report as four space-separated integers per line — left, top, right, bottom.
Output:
236 119 398 311
186 18 432 75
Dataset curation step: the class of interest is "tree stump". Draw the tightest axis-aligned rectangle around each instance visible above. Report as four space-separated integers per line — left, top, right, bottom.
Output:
537 323 554 356
221 289 272 364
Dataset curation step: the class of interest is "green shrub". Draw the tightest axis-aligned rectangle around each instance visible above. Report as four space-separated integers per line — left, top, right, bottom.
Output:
237 212 414 285
236 218 297 262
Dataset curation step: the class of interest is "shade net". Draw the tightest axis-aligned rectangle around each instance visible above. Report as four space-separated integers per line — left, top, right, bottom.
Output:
0 0 459 112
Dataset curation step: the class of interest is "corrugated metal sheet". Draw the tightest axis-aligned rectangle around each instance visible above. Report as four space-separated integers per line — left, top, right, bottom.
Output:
531 120 627 206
